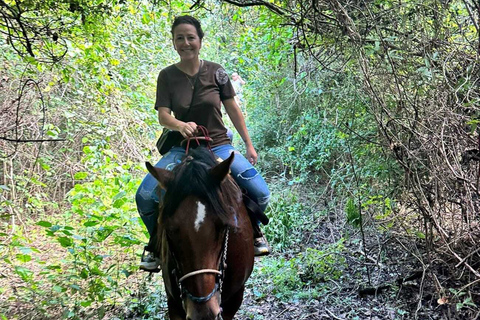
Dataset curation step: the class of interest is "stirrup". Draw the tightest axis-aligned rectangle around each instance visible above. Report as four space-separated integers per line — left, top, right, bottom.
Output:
254 236 271 257
139 247 161 272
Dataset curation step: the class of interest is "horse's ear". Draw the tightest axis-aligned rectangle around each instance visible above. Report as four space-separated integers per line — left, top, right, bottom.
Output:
209 152 234 182
145 162 173 190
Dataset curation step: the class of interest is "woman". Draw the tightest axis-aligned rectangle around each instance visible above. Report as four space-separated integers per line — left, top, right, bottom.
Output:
135 15 271 271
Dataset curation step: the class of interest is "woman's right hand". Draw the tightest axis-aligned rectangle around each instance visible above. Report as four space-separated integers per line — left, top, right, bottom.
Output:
178 121 198 138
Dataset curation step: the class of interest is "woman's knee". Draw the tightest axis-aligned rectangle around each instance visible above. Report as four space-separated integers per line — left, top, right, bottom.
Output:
136 185 154 216
136 174 162 216
238 173 270 211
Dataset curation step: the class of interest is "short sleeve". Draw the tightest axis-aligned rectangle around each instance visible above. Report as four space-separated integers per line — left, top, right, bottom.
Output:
215 67 235 101
154 70 171 110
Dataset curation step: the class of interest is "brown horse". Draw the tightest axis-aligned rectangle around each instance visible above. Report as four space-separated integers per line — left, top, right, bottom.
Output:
146 146 254 320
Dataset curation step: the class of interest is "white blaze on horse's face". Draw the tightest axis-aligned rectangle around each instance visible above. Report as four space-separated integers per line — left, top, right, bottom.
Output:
194 201 206 232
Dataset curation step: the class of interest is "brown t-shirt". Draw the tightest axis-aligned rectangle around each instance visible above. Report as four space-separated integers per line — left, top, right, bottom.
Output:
154 60 235 148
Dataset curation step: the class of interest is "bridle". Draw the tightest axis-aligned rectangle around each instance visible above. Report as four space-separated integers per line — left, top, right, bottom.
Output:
172 227 230 304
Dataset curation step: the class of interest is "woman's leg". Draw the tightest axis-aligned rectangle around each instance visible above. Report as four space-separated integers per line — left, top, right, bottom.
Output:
212 144 270 212
135 147 185 253
213 144 271 255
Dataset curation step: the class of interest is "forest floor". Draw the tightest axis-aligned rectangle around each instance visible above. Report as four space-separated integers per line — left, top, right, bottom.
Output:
236 234 475 319
231 229 452 319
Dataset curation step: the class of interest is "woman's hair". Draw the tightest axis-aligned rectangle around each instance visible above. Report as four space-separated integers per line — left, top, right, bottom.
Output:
171 15 204 40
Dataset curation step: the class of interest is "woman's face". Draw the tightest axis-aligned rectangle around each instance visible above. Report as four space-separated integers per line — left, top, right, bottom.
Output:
173 23 202 61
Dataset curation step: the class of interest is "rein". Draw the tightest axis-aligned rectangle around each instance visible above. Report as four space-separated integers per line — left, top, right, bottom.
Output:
174 227 230 304
184 125 212 154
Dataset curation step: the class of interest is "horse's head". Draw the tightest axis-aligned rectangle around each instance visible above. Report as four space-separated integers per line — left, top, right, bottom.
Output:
146 147 241 320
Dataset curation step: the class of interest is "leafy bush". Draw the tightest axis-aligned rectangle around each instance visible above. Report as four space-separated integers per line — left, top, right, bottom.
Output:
263 190 306 250
3 139 145 318
252 240 346 299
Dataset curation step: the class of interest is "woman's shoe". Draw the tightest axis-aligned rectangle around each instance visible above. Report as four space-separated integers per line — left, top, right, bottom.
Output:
139 248 161 271
254 236 271 256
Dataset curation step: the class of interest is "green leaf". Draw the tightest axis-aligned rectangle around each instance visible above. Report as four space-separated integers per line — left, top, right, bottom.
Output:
141 13 150 24
80 300 92 307
84 221 100 227
80 268 89 279
97 306 106 319
346 198 361 228
69 284 80 291
46 265 61 270
14 266 33 282
112 198 127 208
53 285 65 293
112 191 126 201
57 236 73 247
415 231 426 239
37 221 52 228
16 254 32 263
61 229 73 236
74 172 88 180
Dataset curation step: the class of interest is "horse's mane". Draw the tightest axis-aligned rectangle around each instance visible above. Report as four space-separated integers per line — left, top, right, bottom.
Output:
159 146 242 228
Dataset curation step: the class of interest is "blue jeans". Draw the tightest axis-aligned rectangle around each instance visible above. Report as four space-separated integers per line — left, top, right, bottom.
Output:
135 144 270 237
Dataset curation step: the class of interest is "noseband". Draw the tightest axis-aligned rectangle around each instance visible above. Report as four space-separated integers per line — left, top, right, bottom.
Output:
173 227 230 304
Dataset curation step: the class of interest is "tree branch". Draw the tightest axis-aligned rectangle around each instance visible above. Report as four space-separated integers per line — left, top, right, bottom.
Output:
0 137 66 143
221 0 287 17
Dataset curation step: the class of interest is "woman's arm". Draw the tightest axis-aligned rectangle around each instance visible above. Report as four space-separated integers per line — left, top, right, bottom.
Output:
223 98 258 165
157 107 197 138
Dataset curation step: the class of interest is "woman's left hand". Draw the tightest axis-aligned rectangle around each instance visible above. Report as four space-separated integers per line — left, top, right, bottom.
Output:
246 145 258 165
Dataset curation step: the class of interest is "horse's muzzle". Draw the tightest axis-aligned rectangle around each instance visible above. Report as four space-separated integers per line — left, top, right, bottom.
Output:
186 314 222 320
184 293 222 320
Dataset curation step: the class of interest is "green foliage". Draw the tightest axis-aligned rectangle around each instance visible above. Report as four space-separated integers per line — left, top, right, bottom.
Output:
345 198 361 228
3 140 145 318
122 281 169 320
253 240 346 299
284 112 344 180
0 4 166 314
263 190 306 250
0 0 128 63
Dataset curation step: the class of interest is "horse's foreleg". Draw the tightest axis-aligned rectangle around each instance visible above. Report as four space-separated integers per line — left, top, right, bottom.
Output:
167 296 186 320
221 286 245 320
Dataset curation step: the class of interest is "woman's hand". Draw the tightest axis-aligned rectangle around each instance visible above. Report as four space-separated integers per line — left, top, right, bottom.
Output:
178 121 198 138
246 144 258 165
